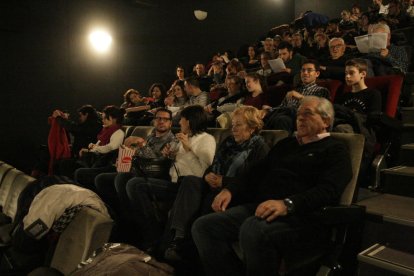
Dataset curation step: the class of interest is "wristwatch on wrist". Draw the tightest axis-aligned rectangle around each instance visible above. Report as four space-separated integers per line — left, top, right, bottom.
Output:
283 198 295 214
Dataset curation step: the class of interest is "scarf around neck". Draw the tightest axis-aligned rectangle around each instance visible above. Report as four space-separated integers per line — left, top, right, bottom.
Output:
97 124 121 146
211 135 263 177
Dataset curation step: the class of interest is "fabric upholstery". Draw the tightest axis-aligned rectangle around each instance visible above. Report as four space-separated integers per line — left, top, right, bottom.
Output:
49 207 113 275
0 169 23 209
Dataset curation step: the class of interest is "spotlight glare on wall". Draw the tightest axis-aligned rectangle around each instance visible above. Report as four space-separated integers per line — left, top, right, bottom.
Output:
89 29 112 53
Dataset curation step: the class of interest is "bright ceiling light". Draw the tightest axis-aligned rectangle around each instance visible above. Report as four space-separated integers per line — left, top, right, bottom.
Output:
89 29 112 53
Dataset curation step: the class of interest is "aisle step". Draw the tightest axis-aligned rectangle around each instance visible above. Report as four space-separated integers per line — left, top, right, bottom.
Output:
381 166 414 197
358 243 414 276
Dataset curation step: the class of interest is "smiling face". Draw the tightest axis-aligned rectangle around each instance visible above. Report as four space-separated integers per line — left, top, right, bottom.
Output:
329 39 346 60
296 99 329 140
173 84 184 98
300 63 320 85
151 86 162 100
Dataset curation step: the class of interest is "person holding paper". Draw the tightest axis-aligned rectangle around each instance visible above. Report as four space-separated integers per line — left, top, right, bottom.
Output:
256 51 274 77
367 22 408 74
277 41 306 77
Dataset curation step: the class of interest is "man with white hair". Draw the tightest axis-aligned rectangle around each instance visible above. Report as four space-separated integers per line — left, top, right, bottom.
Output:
319 37 348 80
192 96 352 276
367 22 408 74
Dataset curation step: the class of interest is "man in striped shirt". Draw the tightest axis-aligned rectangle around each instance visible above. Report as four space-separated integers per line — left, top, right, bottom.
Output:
264 59 330 133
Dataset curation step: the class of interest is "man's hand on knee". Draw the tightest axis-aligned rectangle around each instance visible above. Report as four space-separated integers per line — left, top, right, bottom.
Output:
255 200 287 222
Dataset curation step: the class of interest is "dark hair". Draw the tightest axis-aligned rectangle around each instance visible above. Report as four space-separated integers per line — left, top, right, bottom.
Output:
102 105 125 125
345 58 368 73
245 72 267 92
78 105 99 121
123 89 140 105
227 59 244 72
155 107 172 118
172 80 187 97
180 105 208 135
184 77 200 88
278 41 293 52
149 83 167 99
302 59 321 71
226 74 243 86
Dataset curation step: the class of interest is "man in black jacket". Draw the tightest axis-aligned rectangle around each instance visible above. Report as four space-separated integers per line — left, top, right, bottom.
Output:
192 96 353 276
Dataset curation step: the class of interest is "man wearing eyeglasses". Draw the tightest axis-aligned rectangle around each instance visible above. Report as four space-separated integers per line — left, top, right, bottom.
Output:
319 37 348 81
264 59 330 133
124 108 176 158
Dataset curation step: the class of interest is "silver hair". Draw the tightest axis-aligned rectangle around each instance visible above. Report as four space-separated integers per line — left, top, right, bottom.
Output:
371 22 390 34
300 96 335 131
328 37 345 47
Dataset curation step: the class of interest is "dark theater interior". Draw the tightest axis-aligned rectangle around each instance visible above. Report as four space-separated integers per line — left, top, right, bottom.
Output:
1 0 414 275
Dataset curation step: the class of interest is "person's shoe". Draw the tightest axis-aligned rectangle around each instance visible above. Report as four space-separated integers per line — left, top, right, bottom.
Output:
164 238 184 262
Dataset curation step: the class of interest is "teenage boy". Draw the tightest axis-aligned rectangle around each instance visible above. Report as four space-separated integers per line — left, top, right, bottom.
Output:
337 58 382 115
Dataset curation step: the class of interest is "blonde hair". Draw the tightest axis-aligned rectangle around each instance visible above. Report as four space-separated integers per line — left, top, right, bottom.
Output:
232 106 264 134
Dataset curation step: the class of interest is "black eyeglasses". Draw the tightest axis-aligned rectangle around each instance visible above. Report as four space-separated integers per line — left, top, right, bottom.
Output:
155 117 171 122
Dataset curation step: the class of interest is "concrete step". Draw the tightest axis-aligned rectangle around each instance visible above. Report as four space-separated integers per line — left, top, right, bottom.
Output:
358 243 414 275
357 194 414 255
400 143 414 166
381 166 414 197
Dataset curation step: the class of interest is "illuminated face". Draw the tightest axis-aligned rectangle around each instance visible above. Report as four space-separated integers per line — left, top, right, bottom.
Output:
176 67 185 79
102 115 115 128
195 64 205 76
152 87 162 100
278 48 293 63
231 114 254 144
129 92 142 104
179 116 190 134
154 111 172 133
173 85 184 98
300 63 320 85
345 65 366 86
329 39 345 59
260 54 270 68
248 46 256 58
291 35 302 47
264 40 273 52
296 100 329 139
245 76 261 93
225 78 240 95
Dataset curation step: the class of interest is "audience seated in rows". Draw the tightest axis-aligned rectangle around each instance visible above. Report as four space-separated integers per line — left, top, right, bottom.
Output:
192 96 353 276
264 59 330 134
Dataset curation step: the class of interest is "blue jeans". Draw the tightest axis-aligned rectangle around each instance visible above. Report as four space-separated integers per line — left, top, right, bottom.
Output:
192 204 329 276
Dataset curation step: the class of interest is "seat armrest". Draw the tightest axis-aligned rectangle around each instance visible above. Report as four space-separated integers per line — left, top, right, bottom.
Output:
311 205 365 225
368 112 402 131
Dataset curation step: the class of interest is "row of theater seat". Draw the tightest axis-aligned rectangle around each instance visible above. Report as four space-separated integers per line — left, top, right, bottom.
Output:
0 162 113 275
1 127 365 275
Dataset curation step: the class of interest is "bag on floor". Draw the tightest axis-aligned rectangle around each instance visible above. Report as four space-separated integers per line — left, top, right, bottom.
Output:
70 243 174 276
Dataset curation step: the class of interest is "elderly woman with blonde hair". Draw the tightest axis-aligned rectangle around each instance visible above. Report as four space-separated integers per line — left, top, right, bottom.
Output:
163 105 269 261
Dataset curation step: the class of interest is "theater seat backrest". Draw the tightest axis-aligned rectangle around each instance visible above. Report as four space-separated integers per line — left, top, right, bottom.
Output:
3 174 35 221
316 79 343 102
341 75 404 118
130 126 155 139
0 163 14 187
50 207 113 275
0 169 23 209
259 130 289 148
